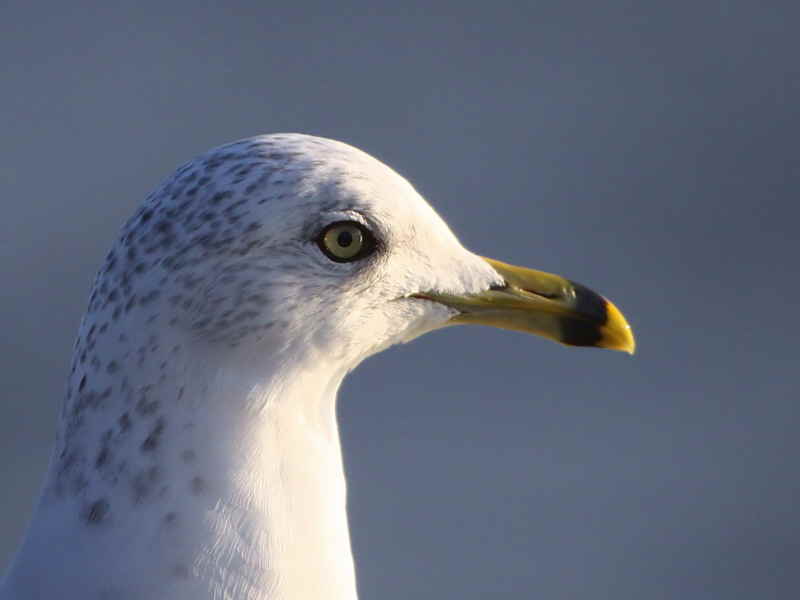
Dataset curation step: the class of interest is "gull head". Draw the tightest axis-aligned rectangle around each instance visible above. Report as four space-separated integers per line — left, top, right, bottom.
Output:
105 133 632 376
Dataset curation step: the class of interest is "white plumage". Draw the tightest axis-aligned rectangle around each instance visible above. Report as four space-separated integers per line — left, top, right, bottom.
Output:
1 134 632 600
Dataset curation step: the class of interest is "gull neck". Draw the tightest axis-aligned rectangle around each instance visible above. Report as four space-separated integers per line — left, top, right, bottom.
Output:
5 336 358 600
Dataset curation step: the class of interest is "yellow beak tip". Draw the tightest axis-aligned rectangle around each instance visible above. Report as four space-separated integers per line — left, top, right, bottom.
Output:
601 300 636 355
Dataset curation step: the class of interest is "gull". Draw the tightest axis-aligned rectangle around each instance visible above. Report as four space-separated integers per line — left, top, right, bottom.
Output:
1 134 634 600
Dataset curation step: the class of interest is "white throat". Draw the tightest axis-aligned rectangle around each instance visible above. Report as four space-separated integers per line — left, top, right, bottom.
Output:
5 332 358 600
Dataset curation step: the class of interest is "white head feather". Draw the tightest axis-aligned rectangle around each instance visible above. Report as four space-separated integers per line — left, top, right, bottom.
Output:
2 134 505 600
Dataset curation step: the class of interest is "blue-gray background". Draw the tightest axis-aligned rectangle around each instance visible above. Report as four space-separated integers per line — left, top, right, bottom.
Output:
1 3 798 598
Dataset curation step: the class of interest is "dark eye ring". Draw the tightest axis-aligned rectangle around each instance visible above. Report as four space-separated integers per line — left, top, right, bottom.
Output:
316 221 377 263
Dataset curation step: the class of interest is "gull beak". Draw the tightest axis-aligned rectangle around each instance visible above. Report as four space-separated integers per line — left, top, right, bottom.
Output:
414 257 635 354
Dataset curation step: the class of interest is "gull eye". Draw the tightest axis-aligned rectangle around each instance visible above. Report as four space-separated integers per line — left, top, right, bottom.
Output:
317 221 376 263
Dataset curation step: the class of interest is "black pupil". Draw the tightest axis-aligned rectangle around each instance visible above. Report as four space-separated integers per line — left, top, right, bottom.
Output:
337 230 354 247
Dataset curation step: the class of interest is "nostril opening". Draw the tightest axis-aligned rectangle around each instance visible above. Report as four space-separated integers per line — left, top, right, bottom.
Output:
489 281 507 291
522 288 559 300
